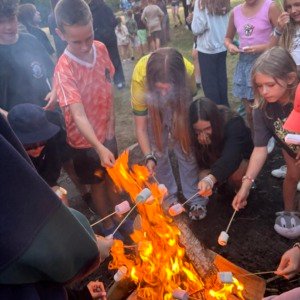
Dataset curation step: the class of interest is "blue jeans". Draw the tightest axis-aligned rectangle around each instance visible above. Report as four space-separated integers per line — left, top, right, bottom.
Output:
147 120 207 207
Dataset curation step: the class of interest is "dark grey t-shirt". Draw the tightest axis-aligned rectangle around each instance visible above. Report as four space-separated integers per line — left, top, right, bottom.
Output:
253 102 299 158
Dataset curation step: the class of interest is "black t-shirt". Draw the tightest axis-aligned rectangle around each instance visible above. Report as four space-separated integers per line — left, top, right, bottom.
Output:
253 102 299 159
30 135 62 187
27 25 55 56
209 116 253 183
0 33 54 111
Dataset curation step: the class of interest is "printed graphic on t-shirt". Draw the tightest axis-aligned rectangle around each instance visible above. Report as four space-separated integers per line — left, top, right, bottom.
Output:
31 61 44 79
244 24 254 36
274 118 299 153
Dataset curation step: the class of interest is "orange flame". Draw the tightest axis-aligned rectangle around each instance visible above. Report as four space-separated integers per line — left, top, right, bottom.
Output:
209 277 244 300
107 151 244 299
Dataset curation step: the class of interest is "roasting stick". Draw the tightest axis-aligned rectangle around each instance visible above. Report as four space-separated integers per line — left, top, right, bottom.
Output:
182 192 200 206
218 210 238 246
152 174 160 184
225 209 238 233
111 203 139 237
91 212 117 227
168 192 200 216
238 271 276 277
91 201 131 227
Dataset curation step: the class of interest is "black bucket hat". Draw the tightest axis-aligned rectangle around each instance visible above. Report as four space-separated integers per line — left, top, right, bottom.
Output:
8 103 60 145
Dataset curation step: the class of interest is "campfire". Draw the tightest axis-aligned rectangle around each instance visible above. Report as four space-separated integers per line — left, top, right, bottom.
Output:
106 151 258 299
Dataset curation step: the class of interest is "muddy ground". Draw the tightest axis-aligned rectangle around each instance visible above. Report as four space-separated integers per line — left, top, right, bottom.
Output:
60 60 300 298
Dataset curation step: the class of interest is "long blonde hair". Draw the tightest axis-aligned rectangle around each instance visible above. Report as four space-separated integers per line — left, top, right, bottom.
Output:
200 0 230 15
146 48 191 154
280 0 298 51
252 47 298 109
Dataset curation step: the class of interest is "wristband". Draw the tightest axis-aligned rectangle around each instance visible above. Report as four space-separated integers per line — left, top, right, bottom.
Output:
202 175 214 189
293 242 300 250
144 152 157 165
242 175 255 183
273 27 283 37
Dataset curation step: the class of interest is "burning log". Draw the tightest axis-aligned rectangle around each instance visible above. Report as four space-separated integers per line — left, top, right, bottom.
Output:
173 214 218 289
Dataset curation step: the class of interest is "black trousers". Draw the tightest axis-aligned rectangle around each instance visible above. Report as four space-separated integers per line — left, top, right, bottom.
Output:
198 50 229 106
105 39 125 85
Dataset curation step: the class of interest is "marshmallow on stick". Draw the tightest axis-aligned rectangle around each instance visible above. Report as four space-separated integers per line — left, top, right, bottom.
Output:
111 188 154 238
168 191 199 217
91 201 131 227
114 266 128 282
217 210 237 246
169 203 185 216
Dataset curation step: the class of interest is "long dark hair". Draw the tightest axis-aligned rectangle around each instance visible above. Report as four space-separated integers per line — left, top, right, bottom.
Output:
146 48 192 154
189 97 233 168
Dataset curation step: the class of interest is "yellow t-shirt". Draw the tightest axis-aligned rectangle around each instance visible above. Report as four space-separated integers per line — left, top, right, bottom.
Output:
131 54 196 116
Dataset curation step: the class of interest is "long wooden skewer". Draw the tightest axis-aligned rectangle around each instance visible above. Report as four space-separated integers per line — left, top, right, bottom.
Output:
112 202 139 236
238 271 276 277
225 210 238 233
182 192 200 206
91 211 117 227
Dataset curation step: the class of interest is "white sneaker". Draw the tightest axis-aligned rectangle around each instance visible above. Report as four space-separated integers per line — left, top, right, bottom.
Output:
271 165 287 178
267 137 276 154
297 182 300 192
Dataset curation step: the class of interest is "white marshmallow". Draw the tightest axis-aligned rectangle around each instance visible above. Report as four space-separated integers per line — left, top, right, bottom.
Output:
217 272 233 284
54 186 67 198
136 188 152 203
105 234 114 240
158 184 168 197
115 201 131 214
113 266 128 282
172 289 188 300
218 231 229 246
168 203 185 216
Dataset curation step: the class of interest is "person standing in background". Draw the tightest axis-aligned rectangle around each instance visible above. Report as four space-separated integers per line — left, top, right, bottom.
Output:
192 0 230 106
89 0 126 89
142 0 164 50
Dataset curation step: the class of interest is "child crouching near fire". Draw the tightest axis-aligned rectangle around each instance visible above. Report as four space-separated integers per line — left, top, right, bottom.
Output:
54 0 123 238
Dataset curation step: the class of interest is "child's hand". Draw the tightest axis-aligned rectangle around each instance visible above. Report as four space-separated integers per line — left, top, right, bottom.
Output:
97 146 115 168
277 12 290 31
186 12 193 24
232 185 250 211
227 43 240 55
87 280 107 300
95 235 114 262
275 247 300 279
44 89 58 111
198 175 215 197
